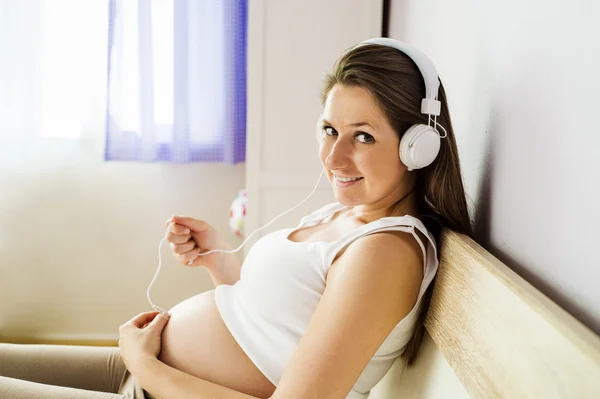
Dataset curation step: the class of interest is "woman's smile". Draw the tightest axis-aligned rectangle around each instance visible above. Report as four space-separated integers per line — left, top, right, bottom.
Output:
333 175 364 188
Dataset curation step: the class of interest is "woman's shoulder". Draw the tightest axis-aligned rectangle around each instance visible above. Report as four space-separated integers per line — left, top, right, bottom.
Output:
372 213 436 247
327 228 425 292
358 221 426 259
335 213 436 269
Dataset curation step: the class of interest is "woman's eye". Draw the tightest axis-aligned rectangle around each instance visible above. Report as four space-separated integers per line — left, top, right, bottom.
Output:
356 132 374 143
321 126 374 144
323 126 336 136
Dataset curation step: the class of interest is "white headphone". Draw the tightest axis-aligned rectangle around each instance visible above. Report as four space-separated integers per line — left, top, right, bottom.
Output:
358 38 446 171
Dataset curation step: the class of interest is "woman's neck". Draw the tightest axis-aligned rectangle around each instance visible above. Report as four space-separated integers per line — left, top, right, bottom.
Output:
342 191 418 224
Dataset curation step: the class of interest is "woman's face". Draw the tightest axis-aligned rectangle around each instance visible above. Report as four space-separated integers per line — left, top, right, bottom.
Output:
318 84 410 210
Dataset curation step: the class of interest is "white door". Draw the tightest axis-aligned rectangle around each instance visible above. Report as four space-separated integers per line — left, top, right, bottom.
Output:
245 0 383 252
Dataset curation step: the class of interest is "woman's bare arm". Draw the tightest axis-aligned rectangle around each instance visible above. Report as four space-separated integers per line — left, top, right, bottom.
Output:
167 215 243 287
139 357 266 399
204 239 243 287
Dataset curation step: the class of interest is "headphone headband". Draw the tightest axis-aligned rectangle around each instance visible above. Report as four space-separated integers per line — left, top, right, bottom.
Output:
358 38 441 116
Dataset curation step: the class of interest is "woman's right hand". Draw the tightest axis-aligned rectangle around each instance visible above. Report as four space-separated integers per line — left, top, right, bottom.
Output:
164 216 225 269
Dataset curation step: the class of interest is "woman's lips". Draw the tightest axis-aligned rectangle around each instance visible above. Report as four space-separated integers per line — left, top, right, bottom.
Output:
333 176 364 188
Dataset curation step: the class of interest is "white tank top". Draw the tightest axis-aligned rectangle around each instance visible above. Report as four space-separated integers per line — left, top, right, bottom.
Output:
215 202 439 398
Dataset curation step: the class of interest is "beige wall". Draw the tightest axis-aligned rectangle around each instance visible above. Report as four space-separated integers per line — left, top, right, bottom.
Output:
389 0 600 333
0 137 245 340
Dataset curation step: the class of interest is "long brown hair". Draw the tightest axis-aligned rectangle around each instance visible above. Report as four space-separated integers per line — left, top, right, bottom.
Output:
321 43 472 367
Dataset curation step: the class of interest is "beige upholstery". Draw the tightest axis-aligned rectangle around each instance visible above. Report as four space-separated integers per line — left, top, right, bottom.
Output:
371 230 600 398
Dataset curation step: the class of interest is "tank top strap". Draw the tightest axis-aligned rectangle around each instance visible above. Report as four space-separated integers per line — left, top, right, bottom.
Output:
323 215 438 284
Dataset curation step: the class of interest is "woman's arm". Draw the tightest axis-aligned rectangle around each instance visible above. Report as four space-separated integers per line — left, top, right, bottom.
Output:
168 215 243 287
204 239 243 287
139 357 264 399
271 232 423 398
120 312 265 399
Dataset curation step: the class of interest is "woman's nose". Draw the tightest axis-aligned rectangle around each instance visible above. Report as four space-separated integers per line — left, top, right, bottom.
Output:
324 141 350 170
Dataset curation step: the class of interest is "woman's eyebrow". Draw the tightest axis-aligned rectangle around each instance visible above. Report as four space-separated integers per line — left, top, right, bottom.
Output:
321 119 375 129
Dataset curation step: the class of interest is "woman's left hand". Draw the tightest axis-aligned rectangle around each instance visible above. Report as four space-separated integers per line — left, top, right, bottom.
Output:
119 311 170 374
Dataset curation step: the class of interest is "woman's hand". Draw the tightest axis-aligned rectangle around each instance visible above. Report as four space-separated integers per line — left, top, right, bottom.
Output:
118 311 170 375
164 215 226 269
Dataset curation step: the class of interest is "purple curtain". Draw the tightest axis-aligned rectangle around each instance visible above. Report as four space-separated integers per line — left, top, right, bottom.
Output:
105 0 246 163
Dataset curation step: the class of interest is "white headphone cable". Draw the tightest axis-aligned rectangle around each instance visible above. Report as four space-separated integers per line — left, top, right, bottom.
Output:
429 114 448 139
147 168 326 314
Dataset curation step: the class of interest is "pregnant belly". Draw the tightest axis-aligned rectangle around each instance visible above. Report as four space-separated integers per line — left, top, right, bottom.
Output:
158 289 276 399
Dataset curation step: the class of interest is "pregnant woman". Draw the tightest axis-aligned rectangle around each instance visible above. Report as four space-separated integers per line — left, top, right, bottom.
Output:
0 38 472 399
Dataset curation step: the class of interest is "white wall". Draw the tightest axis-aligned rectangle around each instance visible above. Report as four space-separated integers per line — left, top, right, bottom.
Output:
389 0 600 333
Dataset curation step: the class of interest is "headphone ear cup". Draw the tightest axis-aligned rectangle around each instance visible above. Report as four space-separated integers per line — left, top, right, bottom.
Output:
399 124 441 171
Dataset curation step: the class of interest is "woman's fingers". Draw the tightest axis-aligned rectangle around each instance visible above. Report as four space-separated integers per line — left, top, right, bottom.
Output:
164 216 182 229
166 231 191 244
175 246 200 265
172 216 208 232
165 222 192 244
168 222 190 235
170 240 196 255
123 311 160 329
